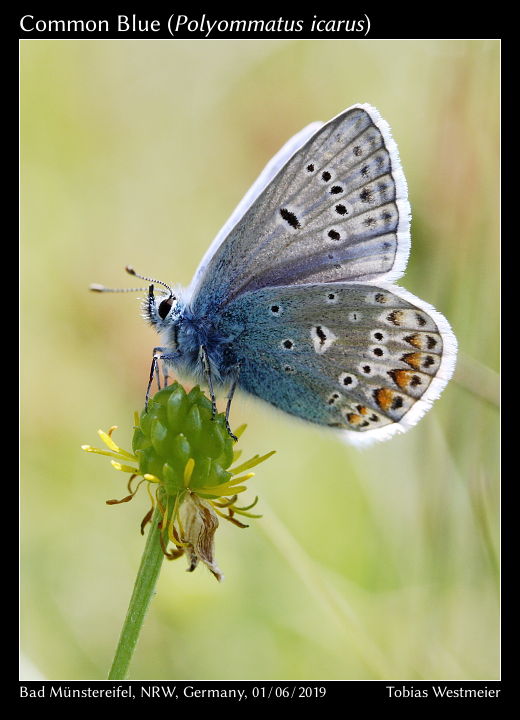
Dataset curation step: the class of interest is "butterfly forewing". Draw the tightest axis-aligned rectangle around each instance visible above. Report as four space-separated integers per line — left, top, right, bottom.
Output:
191 105 410 314
218 282 453 442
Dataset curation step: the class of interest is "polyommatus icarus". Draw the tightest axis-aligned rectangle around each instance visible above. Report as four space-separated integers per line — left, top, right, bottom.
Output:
94 104 457 444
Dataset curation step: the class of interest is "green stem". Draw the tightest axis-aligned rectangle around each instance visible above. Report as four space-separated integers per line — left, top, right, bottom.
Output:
108 506 166 679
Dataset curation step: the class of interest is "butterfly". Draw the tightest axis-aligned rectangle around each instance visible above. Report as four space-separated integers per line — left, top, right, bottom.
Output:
93 104 457 445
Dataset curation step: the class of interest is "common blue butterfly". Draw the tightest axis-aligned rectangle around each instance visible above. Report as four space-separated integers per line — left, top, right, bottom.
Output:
94 104 457 445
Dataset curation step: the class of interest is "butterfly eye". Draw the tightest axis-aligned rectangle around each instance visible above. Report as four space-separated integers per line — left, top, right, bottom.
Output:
158 297 174 320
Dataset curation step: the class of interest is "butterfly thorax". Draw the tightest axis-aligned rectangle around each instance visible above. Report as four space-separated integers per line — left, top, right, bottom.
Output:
162 304 235 384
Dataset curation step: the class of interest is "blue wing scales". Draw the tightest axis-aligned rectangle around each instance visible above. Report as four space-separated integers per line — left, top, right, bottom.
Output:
217 282 456 443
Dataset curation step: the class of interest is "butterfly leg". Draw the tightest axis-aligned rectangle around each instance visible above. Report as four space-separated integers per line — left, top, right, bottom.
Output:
146 351 160 409
153 348 171 389
162 364 170 387
154 347 162 390
200 345 218 418
224 363 241 442
145 347 178 411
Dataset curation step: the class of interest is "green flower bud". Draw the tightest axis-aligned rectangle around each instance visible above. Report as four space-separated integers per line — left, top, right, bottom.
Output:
132 382 234 496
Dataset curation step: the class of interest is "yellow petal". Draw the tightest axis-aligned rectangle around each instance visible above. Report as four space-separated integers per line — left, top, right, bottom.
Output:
110 460 140 473
198 484 247 496
82 446 131 460
230 508 262 519
143 473 161 483
229 451 276 475
184 458 195 486
233 423 247 439
225 472 255 486
234 496 259 512
97 429 136 460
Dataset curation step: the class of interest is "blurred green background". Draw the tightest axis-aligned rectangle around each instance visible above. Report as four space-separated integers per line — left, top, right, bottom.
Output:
21 39 499 680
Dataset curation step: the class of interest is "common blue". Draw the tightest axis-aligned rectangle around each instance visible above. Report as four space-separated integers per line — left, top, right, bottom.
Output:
94 104 457 445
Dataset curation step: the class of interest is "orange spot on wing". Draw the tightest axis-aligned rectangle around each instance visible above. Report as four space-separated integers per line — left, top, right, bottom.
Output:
346 413 362 425
373 388 394 411
388 369 411 388
387 310 404 326
401 352 422 370
404 334 422 349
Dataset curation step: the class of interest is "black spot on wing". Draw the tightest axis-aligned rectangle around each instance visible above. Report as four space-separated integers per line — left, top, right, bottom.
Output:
280 208 300 229
315 326 327 345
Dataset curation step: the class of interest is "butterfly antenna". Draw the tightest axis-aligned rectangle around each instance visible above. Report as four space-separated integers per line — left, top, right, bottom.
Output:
89 266 174 295
89 283 149 293
125 266 174 296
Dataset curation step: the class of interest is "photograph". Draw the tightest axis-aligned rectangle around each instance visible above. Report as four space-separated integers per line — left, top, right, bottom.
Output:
21 37 499 682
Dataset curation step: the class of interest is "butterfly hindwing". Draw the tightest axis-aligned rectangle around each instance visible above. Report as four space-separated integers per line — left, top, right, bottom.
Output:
218 282 456 443
191 104 410 314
